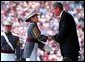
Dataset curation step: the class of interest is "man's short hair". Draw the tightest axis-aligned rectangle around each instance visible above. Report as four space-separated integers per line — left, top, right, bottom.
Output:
52 2 63 10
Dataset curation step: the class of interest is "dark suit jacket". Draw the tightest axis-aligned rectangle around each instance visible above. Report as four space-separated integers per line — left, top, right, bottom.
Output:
54 11 80 57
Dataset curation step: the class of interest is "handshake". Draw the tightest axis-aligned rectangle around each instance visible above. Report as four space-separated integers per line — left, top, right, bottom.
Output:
38 35 55 52
47 35 55 41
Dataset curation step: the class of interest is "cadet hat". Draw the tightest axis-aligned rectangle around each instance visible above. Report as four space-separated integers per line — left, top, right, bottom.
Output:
25 9 38 22
3 20 13 26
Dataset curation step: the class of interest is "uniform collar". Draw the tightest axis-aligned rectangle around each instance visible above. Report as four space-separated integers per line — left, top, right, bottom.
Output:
5 32 12 35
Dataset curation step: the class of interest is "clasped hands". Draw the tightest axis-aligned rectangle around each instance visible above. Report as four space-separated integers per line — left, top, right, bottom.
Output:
47 35 54 41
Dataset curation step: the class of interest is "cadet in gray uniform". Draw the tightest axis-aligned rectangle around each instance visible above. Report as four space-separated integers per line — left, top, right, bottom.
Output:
1 20 21 61
22 10 48 61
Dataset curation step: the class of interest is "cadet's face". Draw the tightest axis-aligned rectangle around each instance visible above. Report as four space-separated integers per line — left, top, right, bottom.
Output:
32 15 39 23
4 25 12 32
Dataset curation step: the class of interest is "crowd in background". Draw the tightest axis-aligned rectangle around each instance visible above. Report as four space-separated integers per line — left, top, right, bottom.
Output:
1 1 84 61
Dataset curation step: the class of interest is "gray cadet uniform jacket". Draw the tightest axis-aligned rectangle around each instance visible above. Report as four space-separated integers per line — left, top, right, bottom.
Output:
23 22 48 58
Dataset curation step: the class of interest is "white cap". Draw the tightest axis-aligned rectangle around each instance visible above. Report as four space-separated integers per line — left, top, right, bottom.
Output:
25 9 38 22
3 20 13 25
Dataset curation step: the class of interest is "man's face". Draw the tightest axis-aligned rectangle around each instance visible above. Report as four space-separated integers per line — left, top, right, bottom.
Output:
53 7 61 16
4 25 12 32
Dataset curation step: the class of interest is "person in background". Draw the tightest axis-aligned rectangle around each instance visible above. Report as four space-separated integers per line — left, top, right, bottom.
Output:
1 20 21 61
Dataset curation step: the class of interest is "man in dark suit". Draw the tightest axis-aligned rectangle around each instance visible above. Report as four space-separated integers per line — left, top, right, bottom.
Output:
51 2 80 61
